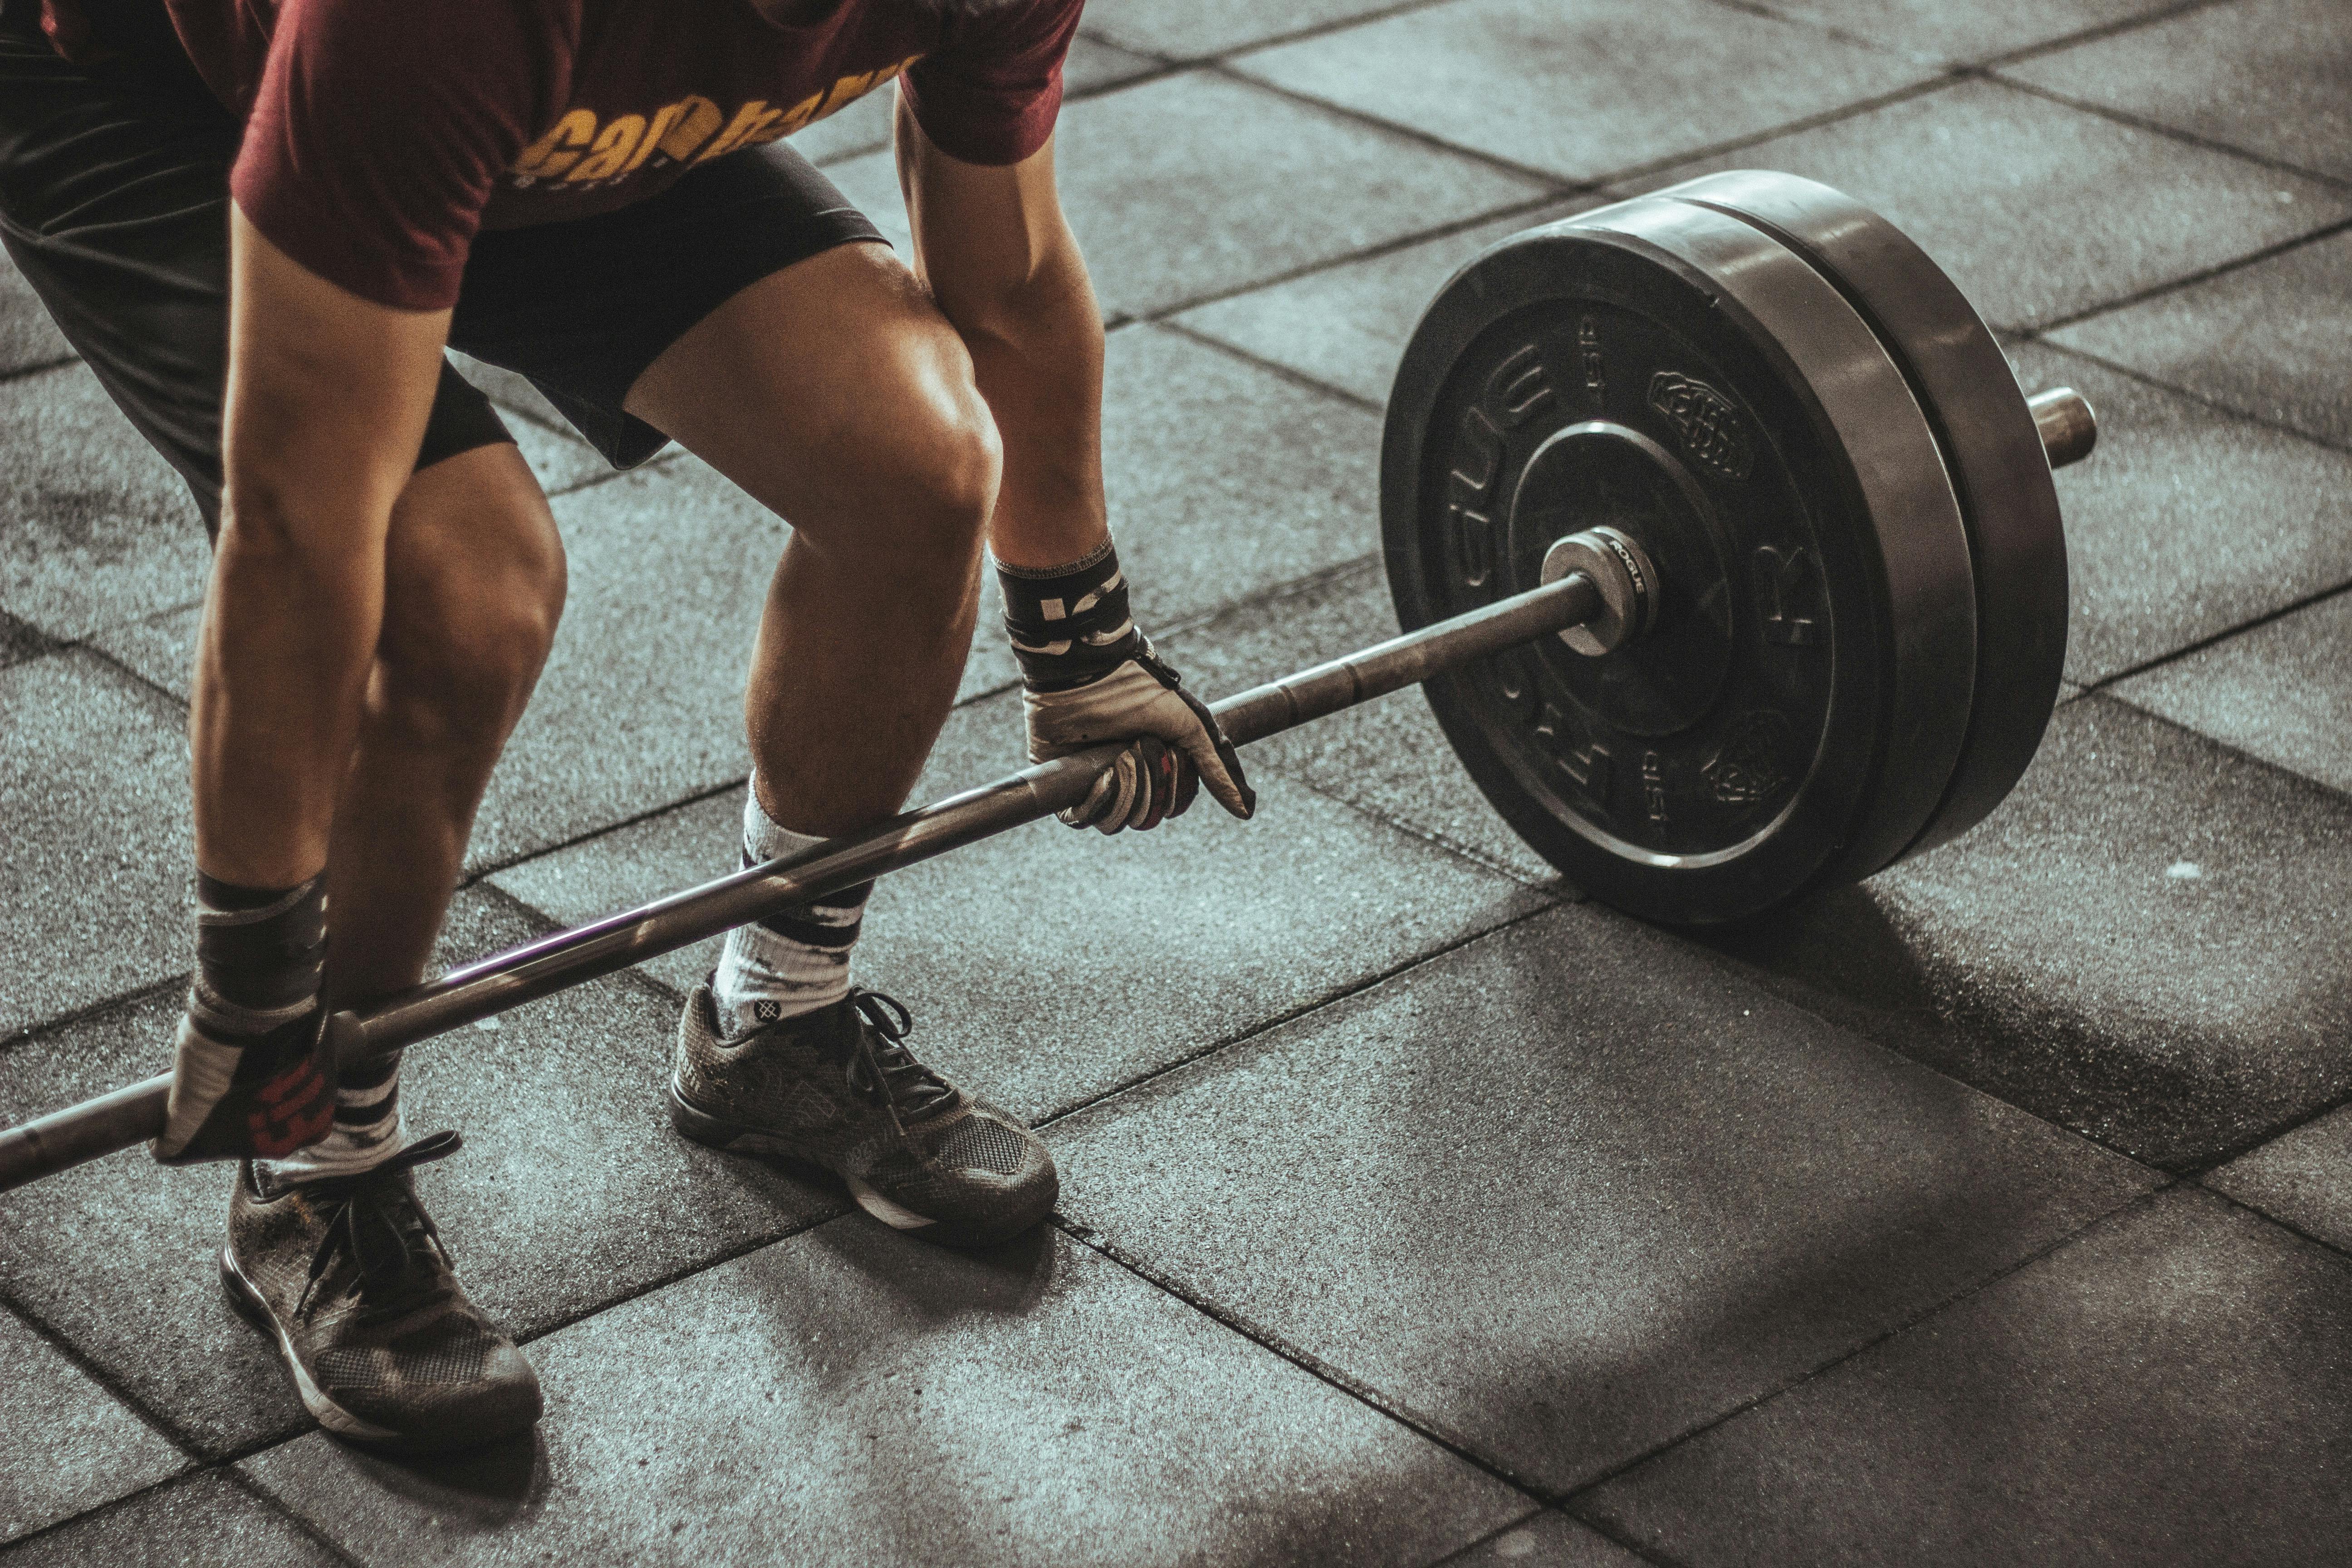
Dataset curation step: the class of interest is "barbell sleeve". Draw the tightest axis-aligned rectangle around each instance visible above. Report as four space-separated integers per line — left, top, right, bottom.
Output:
0 570 1604 1192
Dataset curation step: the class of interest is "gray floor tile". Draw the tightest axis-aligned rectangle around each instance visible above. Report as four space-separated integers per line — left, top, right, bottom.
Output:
82 602 199 704
2004 0 2352 181
0 249 72 376
0 1472 337 1568
1437 1512 1648 1565
2046 228 2352 451
1757 0 2177 64
496 684 1548 1122
461 460 774 871
1171 200 1598 407
1627 77 2352 332
1709 695 2352 1171
1156 562 1563 883
2113 589 2352 796
1583 1189 2352 1567
0 889 835 1458
0 608 54 668
1085 0 1417 58
0 364 210 642
0 1308 185 1544
0 653 193 1039
243 1225 1528 1568
1239 0 1927 182
1051 905 2155 1494
2206 1106 2352 1254
1100 325 1384 630
2007 343 2352 683
828 71 1548 319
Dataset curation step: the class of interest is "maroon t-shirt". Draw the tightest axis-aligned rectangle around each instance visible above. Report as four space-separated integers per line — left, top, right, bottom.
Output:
40 0 1081 310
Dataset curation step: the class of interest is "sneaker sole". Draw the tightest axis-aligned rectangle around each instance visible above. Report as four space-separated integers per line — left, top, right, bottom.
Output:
219 1248 541 1455
666 1084 1055 1249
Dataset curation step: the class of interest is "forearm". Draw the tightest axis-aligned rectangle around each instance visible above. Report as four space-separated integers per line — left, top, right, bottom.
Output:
192 204 446 885
949 236 1109 571
191 487 391 886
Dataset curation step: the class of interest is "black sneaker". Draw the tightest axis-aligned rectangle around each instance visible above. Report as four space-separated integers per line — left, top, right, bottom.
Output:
221 1131 543 1454
671 985 1058 1248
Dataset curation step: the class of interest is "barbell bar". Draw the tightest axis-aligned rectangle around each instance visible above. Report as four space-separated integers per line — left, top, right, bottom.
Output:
0 170 2097 1192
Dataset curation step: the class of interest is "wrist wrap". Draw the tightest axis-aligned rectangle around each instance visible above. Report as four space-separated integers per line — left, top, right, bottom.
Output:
997 539 1143 692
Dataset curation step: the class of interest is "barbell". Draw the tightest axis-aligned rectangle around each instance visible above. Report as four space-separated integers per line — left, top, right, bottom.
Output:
0 171 2092 1191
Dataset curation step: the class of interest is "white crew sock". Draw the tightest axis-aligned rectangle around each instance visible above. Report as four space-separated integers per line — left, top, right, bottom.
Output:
711 784 873 1037
254 1051 405 1186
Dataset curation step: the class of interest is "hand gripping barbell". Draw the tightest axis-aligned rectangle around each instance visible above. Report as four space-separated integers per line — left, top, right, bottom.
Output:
0 171 2093 1191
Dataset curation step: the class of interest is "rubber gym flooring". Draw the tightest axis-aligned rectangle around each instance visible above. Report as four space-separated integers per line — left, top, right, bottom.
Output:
3 0 2349 1561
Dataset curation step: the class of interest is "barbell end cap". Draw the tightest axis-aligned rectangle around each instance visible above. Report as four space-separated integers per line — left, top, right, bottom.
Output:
2029 387 2097 470
1539 526 1660 656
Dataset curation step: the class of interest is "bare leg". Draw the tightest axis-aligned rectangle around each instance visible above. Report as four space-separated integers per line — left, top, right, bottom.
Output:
318 442 567 1008
623 243 1000 837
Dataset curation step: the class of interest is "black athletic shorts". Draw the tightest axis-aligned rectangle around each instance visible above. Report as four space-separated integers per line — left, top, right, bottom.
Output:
0 0 884 535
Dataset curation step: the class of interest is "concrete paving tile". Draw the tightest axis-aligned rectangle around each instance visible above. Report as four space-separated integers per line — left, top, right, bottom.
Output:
2005 343 2352 683
2113 589 2352 796
827 71 1548 318
1437 1512 1648 1566
0 653 193 1039
1099 325 1384 631
0 1308 186 1544
2046 228 2352 451
1156 561 1563 883
1171 200 1599 407
1050 905 2156 1494
1751 0 2176 64
496 683 1548 1122
2206 1105 2352 1254
2005 0 2352 181
1709 694 2352 1172
243 1224 1528 1568
1084 0 1415 58
0 364 209 641
0 607 55 668
461 459 771 870
0 247 72 375
1582 1189 2352 1567
1625 77 2352 332
0 1472 339 1568
82 601 199 703
1239 0 1928 183
0 888 836 1458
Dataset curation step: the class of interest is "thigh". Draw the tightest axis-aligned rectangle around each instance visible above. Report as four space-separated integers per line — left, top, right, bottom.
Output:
619 239 995 548
451 142 886 472
0 7 513 535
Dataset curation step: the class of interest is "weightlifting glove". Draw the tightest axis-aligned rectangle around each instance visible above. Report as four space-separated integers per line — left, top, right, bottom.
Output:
152 873 338 1164
1000 541 1254 834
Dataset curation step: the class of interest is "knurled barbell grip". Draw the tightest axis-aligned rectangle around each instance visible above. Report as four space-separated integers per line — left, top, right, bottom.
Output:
0 570 1607 1192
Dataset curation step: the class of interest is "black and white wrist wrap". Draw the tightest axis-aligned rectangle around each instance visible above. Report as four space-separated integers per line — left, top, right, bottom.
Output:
999 542 1254 833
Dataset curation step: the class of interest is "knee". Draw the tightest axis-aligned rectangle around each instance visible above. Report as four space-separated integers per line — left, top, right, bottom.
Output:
377 517 566 750
878 372 1002 564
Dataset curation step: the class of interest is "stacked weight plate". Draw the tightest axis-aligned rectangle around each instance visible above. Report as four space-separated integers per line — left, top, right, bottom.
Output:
1380 171 2068 925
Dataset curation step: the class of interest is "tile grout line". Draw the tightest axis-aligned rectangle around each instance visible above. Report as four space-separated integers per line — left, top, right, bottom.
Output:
2193 1182 2352 1270
2076 576 2352 717
1975 71 2352 196
0 1287 214 1479
1554 1182 2183 1527
2014 329 2352 459
1032 897 1566 1132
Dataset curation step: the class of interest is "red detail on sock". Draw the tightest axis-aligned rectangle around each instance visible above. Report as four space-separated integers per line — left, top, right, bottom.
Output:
248 1061 334 1156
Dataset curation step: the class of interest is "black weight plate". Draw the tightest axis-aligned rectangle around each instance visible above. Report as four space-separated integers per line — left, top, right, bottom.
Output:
1382 195 1976 925
1656 171 2068 867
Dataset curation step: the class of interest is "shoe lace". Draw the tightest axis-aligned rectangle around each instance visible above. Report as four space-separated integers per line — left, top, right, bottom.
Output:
295 1129 465 1316
835 990 959 1132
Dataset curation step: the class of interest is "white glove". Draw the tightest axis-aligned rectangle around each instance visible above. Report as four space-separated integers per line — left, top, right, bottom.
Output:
1024 644 1255 833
